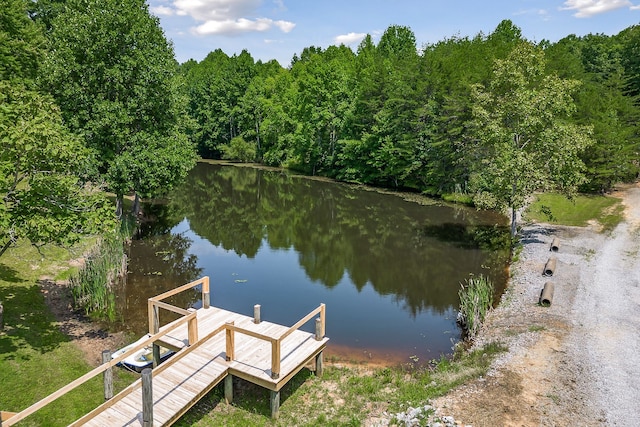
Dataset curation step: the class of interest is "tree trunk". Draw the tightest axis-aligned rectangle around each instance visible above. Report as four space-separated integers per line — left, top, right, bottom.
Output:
255 117 261 158
511 205 517 238
132 193 141 217
0 239 13 259
115 197 124 220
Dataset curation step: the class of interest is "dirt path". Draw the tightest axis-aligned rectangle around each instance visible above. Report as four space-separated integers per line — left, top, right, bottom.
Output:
432 182 640 426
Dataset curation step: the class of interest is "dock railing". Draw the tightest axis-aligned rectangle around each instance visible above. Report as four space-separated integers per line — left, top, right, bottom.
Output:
224 303 326 379
0 312 198 427
147 276 210 344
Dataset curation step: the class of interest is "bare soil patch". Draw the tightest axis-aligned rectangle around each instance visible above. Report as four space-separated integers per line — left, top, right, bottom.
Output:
39 277 127 366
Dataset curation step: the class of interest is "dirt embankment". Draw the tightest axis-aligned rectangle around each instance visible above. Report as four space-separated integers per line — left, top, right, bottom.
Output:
432 182 640 427
39 278 127 366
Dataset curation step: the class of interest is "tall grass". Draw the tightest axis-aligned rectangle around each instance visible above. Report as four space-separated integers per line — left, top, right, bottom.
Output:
458 274 494 338
70 218 133 321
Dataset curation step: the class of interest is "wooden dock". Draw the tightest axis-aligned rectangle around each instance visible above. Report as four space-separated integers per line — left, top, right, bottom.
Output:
1 277 328 426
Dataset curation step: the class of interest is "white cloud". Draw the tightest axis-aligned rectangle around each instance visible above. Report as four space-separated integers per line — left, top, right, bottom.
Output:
174 0 262 21
274 20 296 32
155 0 295 36
334 32 367 46
631 3 640 9
561 0 634 17
514 8 549 16
193 17 266 35
150 5 176 16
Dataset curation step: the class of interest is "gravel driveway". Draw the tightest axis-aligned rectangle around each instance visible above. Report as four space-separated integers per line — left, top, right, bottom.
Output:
430 183 640 426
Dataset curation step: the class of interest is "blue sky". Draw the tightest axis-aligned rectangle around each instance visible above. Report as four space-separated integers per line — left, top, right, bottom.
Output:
148 0 640 66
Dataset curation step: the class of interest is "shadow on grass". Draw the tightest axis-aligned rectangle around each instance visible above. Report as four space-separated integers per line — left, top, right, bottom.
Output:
0 263 26 283
0 282 70 360
175 368 315 425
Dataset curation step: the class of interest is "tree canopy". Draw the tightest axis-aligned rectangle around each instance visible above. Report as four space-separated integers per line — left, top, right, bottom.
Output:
41 0 197 215
1 0 114 257
4 11 639 251
468 42 593 236
179 19 639 229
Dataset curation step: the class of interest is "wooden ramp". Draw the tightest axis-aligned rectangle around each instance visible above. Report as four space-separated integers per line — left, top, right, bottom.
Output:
0 277 327 427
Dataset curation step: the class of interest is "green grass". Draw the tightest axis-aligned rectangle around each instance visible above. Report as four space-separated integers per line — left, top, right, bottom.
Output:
458 275 494 338
525 193 624 231
0 240 135 426
441 192 474 206
175 343 507 426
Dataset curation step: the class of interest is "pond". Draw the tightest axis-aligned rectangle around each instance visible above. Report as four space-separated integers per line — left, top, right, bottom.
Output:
112 162 510 365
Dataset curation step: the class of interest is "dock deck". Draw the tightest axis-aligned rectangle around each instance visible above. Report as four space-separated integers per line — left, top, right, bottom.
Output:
0 277 327 427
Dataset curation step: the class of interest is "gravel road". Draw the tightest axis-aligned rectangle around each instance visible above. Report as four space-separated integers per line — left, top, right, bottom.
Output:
429 183 640 427
569 184 640 426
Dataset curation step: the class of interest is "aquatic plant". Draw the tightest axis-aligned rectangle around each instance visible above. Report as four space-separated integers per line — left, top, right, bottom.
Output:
457 274 494 338
70 219 132 320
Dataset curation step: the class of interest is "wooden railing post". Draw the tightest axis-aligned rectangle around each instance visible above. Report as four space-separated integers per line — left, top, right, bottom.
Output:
225 322 235 361
141 368 153 427
271 339 280 379
187 308 198 345
202 277 210 309
253 304 261 324
152 344 161 368
148 300 159 334
315 318 322 340
224 375 233 404
320 303 326 338
101 350 113 401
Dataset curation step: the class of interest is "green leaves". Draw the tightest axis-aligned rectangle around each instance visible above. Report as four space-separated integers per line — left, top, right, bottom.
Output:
469 42 594 236
0 81 116 256
43 0 197 204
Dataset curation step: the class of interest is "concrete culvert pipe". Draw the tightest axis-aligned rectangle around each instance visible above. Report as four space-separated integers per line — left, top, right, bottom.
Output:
540 282 555 306
550 237 560 252
543 257 557 277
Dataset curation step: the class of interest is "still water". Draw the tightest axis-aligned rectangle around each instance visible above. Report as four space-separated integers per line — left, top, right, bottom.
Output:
113 162 510 365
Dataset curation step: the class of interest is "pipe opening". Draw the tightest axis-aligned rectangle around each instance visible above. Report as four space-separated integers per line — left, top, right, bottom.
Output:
539 282 555 306
543 257 557 277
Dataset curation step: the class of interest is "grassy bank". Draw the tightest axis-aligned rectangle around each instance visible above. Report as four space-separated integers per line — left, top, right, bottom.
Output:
0 241 134 426
525 193 624 231
176 343 506 426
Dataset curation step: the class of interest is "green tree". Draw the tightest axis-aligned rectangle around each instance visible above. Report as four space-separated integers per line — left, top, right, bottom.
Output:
42 0 196 216
1 0 114 257
545 33 640 192
469 42 593 237
287 45 356 175
220 136 256 162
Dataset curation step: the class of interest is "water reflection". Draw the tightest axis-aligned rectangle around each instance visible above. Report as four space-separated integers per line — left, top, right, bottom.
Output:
117 162 510 364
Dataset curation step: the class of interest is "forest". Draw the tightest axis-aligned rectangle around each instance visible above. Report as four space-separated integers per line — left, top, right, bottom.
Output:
181 20 640 196
2 0 640 253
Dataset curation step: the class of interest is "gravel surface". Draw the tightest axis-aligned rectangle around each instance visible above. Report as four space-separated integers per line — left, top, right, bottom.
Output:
425 183 640 427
